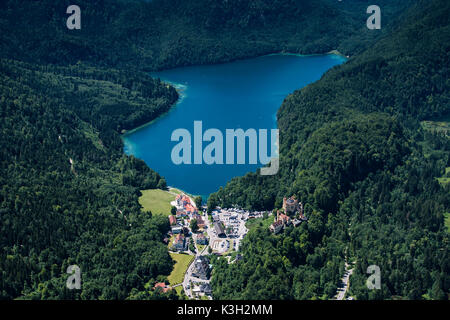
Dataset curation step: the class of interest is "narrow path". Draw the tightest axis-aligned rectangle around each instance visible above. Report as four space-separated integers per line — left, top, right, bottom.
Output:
335 260 354 300
335 222 355 300
69 158 77 176
182 250 198 299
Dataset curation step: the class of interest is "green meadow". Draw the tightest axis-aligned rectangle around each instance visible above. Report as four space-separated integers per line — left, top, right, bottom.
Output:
138 189 178 216
168 253 194 286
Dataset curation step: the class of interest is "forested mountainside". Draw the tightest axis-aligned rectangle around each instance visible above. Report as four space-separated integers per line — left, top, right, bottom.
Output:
209 0 449 299
0 60 179 299
0 0 410 70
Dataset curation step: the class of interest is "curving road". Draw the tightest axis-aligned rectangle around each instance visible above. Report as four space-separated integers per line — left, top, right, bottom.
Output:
335 261 354 300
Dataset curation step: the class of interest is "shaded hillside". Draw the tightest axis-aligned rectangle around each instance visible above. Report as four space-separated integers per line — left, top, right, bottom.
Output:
210 0 449 300
0 0 410 70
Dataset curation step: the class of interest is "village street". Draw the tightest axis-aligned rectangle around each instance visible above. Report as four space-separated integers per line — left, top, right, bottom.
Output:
168 194 315 300
179 205 254 299
335 261 354 300
182 232 211 299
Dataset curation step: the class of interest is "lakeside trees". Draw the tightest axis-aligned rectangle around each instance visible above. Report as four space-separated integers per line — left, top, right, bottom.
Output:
194 196 202 209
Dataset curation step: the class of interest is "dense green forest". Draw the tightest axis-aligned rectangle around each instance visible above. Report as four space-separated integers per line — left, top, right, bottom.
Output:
0 0 411 70
0 0 448 300
0 59 180 299
209 0 449 299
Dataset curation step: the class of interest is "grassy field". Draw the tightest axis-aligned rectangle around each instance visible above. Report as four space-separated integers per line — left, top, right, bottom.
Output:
174 285 183 296
138 189 178 216
445 212 450 234
167 234 175 250
168 253 194 286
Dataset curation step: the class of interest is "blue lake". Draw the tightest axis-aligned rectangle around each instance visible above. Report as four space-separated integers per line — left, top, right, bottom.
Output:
122 54 346 199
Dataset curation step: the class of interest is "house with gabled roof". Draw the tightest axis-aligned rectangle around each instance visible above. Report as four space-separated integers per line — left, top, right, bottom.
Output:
269 219 284 234
192 256 211 280
153 282 171 293
269 210 292 234
214 222 226 237
176 210 187 218
171 226 183 234
196 233 208 245
173 233 187 251
169 215 177 225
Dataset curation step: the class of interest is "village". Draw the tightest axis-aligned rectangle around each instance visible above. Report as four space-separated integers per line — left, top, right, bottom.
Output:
153 193 308 300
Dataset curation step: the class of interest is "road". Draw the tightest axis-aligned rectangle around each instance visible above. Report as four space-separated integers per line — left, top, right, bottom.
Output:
178 207 254 299
182 238 210 298
335 261 354 300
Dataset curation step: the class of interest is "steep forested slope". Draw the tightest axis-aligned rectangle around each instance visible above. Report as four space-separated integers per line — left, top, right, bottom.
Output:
0 0 410 70
210 0 449 211
210 0 449 299
0 60 178 299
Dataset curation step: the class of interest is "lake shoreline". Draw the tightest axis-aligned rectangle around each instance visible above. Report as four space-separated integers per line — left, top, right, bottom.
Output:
122 81 187 137
121 52 347 197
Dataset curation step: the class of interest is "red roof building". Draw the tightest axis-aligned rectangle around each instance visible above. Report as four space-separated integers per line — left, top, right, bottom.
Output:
197 216 205 228
278 213 291 225
153 282 171 293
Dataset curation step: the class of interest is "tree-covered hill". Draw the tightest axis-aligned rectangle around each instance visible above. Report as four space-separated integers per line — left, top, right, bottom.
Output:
0 0 410 70
0 59 178 299
209 0 449 299
210 0 449 211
